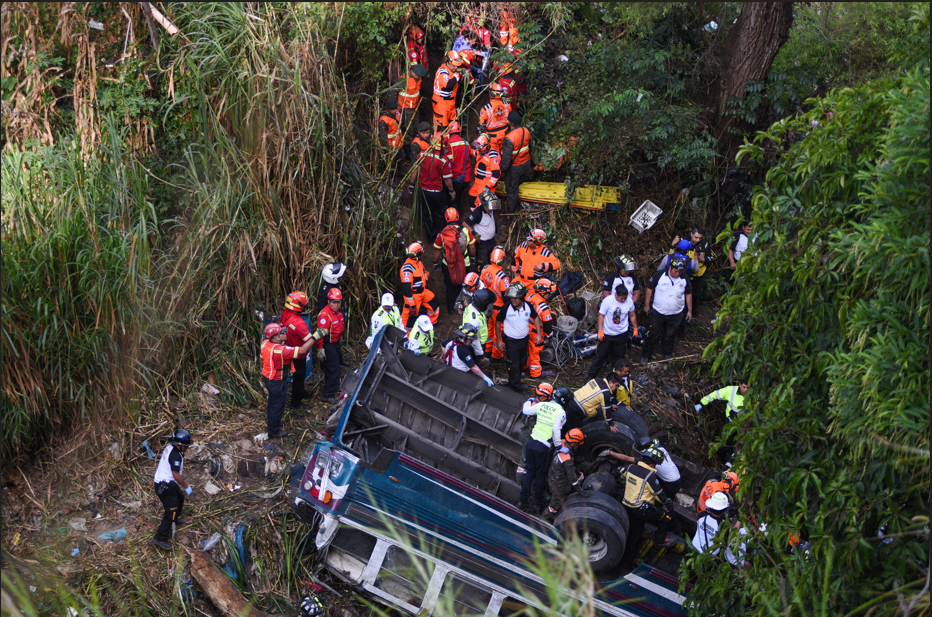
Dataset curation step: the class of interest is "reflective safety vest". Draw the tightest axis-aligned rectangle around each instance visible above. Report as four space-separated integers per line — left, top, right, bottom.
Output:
462 304 488 344
399 73 422 109
574 379 613 422
411 136 430 160
378 111 403 149
505 127 531 166
260 340 299 381
700 386 745 419
480 264 510 307
530 401 563 444
480 99 511 134
621 461 662 508
370 306 402 337
407 327 434 354
433 66 459 100
616 375 634 407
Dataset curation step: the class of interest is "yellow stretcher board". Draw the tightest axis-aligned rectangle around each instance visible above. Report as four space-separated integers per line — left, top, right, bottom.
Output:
495 182 621 211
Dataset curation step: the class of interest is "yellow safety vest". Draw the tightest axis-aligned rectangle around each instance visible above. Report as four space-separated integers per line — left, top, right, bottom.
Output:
622 462 661 508
574 379 612 421
408 328 434 355
462 304 488 344
530 401 562 444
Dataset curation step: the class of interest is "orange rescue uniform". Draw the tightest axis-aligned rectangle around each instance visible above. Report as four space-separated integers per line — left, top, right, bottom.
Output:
525 290 554 377
513 241 561 288
479 98 511 151
378 109 403 150
468 150 501 206
400 257 439 330
480 263 511 359
432 64 461 130
261 340 301 381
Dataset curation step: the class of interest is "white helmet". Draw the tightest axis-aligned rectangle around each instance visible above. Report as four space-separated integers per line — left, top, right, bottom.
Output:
706 491 730 512
322 263 347 285
381 292 394 308
416 315 433 332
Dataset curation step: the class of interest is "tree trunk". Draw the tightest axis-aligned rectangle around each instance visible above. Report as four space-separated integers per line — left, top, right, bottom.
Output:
713 3 794 115
189 550 277 617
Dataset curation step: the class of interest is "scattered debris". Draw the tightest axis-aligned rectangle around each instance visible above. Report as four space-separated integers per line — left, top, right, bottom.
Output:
70 548 80 557
109 441 123 460
190 550 273 617
116 499 142 510
202 382 221 395
203 481 223 496
253 433 269 445
226 483 241 493
69 518 88 532
201 532 223 551
141 440 155 459
96 528 127 543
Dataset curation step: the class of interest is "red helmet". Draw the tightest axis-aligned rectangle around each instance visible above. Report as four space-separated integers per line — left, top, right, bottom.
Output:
463 272 480 290
534 278 555 294
444 207 460 223
327 288 343 301
489 83 505 99
445 50 464 67
490 246 506 265
459 50 475 67
263 323 284 340
407 242 425 259
528 228 547 243
566 428 585 445
448 121 462 134
408 25 425 42
535 383 554 400
472 133 490 152
284 291 309 312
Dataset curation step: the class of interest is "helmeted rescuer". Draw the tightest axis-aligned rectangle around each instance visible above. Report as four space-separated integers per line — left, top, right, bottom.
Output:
299 594 325 617
613 358 634 409
692 491 750 567
151 428 193 551
517 382 567 512
588 284 638 379
618 443 684 562
525 278 556 378
564 372 621 436
464 186 501 267
453 271 484 314
407 314 435 355
432 50 466 130
378 96 403 154
656 238 699 278
480 83 512 151
280 291 315 410
695 379 749 420
316 288 346 404
660 229 708 308
462 288 494 361
399 63 428 149
697 471 740 514
411 131 455 239
432 207 477 313
500 111 533 213
480 246 511 360
548 428 585 516
441 324 495 387
495 282 541 392
317 262 348 313
513 228 561 288
406 25 428 69
445 121 473 208
400 242 440 330
603 254 641 303
641 256 692 364
366 292 402 349
468 133 502 208
261 321 327 438
598 435 682 497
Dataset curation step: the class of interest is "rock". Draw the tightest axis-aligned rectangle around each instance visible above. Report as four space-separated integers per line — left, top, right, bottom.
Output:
69 518 88 532
662 384 681 397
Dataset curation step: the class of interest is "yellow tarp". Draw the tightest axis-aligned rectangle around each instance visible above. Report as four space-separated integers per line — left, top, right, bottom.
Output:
495 182 620 211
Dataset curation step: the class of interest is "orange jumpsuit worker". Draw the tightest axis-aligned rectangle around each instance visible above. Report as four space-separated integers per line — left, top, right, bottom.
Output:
500 112 533 213
513 228 561 288
432 51 467 130
480 247 511 360
400 242 440 331
526 279 556 378
377 96 404 175
399 63 428 149
468 134 501 207
479 83 511 151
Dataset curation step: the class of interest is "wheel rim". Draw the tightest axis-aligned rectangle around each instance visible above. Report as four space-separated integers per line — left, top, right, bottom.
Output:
582 531 608 562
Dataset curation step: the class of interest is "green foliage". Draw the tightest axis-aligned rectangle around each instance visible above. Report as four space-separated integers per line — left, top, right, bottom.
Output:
687 66 930 615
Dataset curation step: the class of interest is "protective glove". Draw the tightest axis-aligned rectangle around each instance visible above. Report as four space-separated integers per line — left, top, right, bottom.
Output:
412 348 422 356
694 403 703 412
313 327 329 340
595 449 613 461
185 486 193 496
633 326 639 338
315 347 327 362
482 375 494 388
597 329 604 342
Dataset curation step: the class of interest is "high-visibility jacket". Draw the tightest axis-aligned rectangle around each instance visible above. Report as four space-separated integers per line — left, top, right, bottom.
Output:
368 306 402 342
479 99 511 143
406 39 428 69
399 72 422 110
261 340 301 381
700 386 746 419
315 305 344 347
616 375 634 407
378 110 403 149
502 126 531 168
621 462 664 508
410 136 430 160
400 258 428 305
407 327 434 354
513 241 561 285
573 378 614 426
480 264 510 307
469 151 501 201
433 224 476 267
446 133 473 183
530 401 564 445
525 291 554 336
499 9 519 50
697 479 734 514
433 65 460 100
462 304 488 345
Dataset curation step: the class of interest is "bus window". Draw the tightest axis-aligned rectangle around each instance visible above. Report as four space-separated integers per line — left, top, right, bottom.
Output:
434 573 494 616
328 526 378 583
374 545 436 607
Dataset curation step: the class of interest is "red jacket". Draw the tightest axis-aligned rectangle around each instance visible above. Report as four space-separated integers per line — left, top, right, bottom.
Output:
316 305 344 347
446 132 473 183
417 148 453 191
406 39 428 69
280 308 312 348
261 340 301 380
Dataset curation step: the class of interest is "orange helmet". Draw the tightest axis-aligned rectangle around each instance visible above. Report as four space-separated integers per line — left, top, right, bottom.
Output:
408 25 425 42
566 428 585 445
472 133 490 152
489 83 505 99
327 288 343 301
406 242 425 259
444 207 460 223
263 322 284 340
445 50 464 67
284 291 309 312
535 383 554 400
490 245 506 265
463 272 480 291
448 121 462 134
725 471 739 489
534 279 555 295
528 228 547 243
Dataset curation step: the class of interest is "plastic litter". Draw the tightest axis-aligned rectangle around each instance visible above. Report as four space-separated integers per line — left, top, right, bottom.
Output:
116 499 141 510
71 548 80 557
203 481 222 495
109 441 122 460
253 432 269 445
201 532 223 551
226 483 241 492
557 54 569 62
222 525 247 581
69 518 88 532
201 382 220 395
220 454 235 474
141 440 155 459
97 528 128 543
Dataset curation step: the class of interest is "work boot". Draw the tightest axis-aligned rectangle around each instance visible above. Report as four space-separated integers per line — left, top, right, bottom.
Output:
340 358 350 367
151 539 172 551
304 373 319 384
175 518 188 527
268 429 289 439
639 356 650 366
321 394 339 404
511 383 527 393
291 402 310 411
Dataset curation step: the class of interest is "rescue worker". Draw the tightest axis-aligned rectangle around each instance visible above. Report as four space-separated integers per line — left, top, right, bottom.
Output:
602 254 641 303
299 594 325 617
445 121 473 209
432 51 466 130
697 471 740 514
399 64 428 149
526 279 557 379
400 242 440 330
640 257 692 365
674 228 709 309
479 83 511 151
512 228 560 288
480 246 510 360
377 96 403 163
261 322 327 438
405 25 428 69
547 429 585 517
657 239 700 277
432 207 477 313
462 288 494 363
588 285 638 379
316 288 346 404
280 291 315 410
411 132 455 239
366 292 402 349
495 282 541 393
692 491 750 567
441 324 495 387
316 263 347 313
464 187 501 267
613 358 634 410
695 379 749 420
618 444 683 563
516 382 560 479
728 220 754 271
467 134 502 208
453 271 483 314
152 428 194 551
564 372 622 436
406 314 435 356
409 122 432 161
600 436 682 498
500 112 533 213
518 384 568 513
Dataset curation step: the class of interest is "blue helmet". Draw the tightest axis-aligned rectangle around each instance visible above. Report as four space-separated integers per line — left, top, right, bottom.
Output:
676 239 693 253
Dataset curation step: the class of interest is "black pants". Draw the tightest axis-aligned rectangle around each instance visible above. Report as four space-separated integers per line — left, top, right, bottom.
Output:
642 309 684 359
451 179 469 211
587 332 629 379
691 275 705 310
623 504 683 561
264 376 288 432
659 477 681 498
418 188 449 240
154 482 184 542
441 265 461 313
475 238 496 268
503 160 533 213
519 439 551 505
322 341 342 398
562 400 585 439
503 334 528 389
291 355 308 406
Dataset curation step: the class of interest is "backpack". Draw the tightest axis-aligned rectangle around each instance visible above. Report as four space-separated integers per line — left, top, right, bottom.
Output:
557 271 584 297
566 297 586 321
440 225 466 285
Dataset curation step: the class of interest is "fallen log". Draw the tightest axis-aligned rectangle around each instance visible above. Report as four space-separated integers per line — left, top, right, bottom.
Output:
189 549 274 617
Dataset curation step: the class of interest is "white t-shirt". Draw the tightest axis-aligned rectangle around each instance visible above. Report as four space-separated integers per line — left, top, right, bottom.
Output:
649 272 691 316
153 444 183 485
598 295 635 336
692 514 748 566
497 302 536 339
653 446 681 483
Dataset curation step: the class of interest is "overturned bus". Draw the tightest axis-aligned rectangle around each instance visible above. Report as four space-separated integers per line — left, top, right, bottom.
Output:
291 327 716 616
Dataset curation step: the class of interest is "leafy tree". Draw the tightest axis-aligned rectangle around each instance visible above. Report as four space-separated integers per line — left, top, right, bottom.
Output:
685 41 930 617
